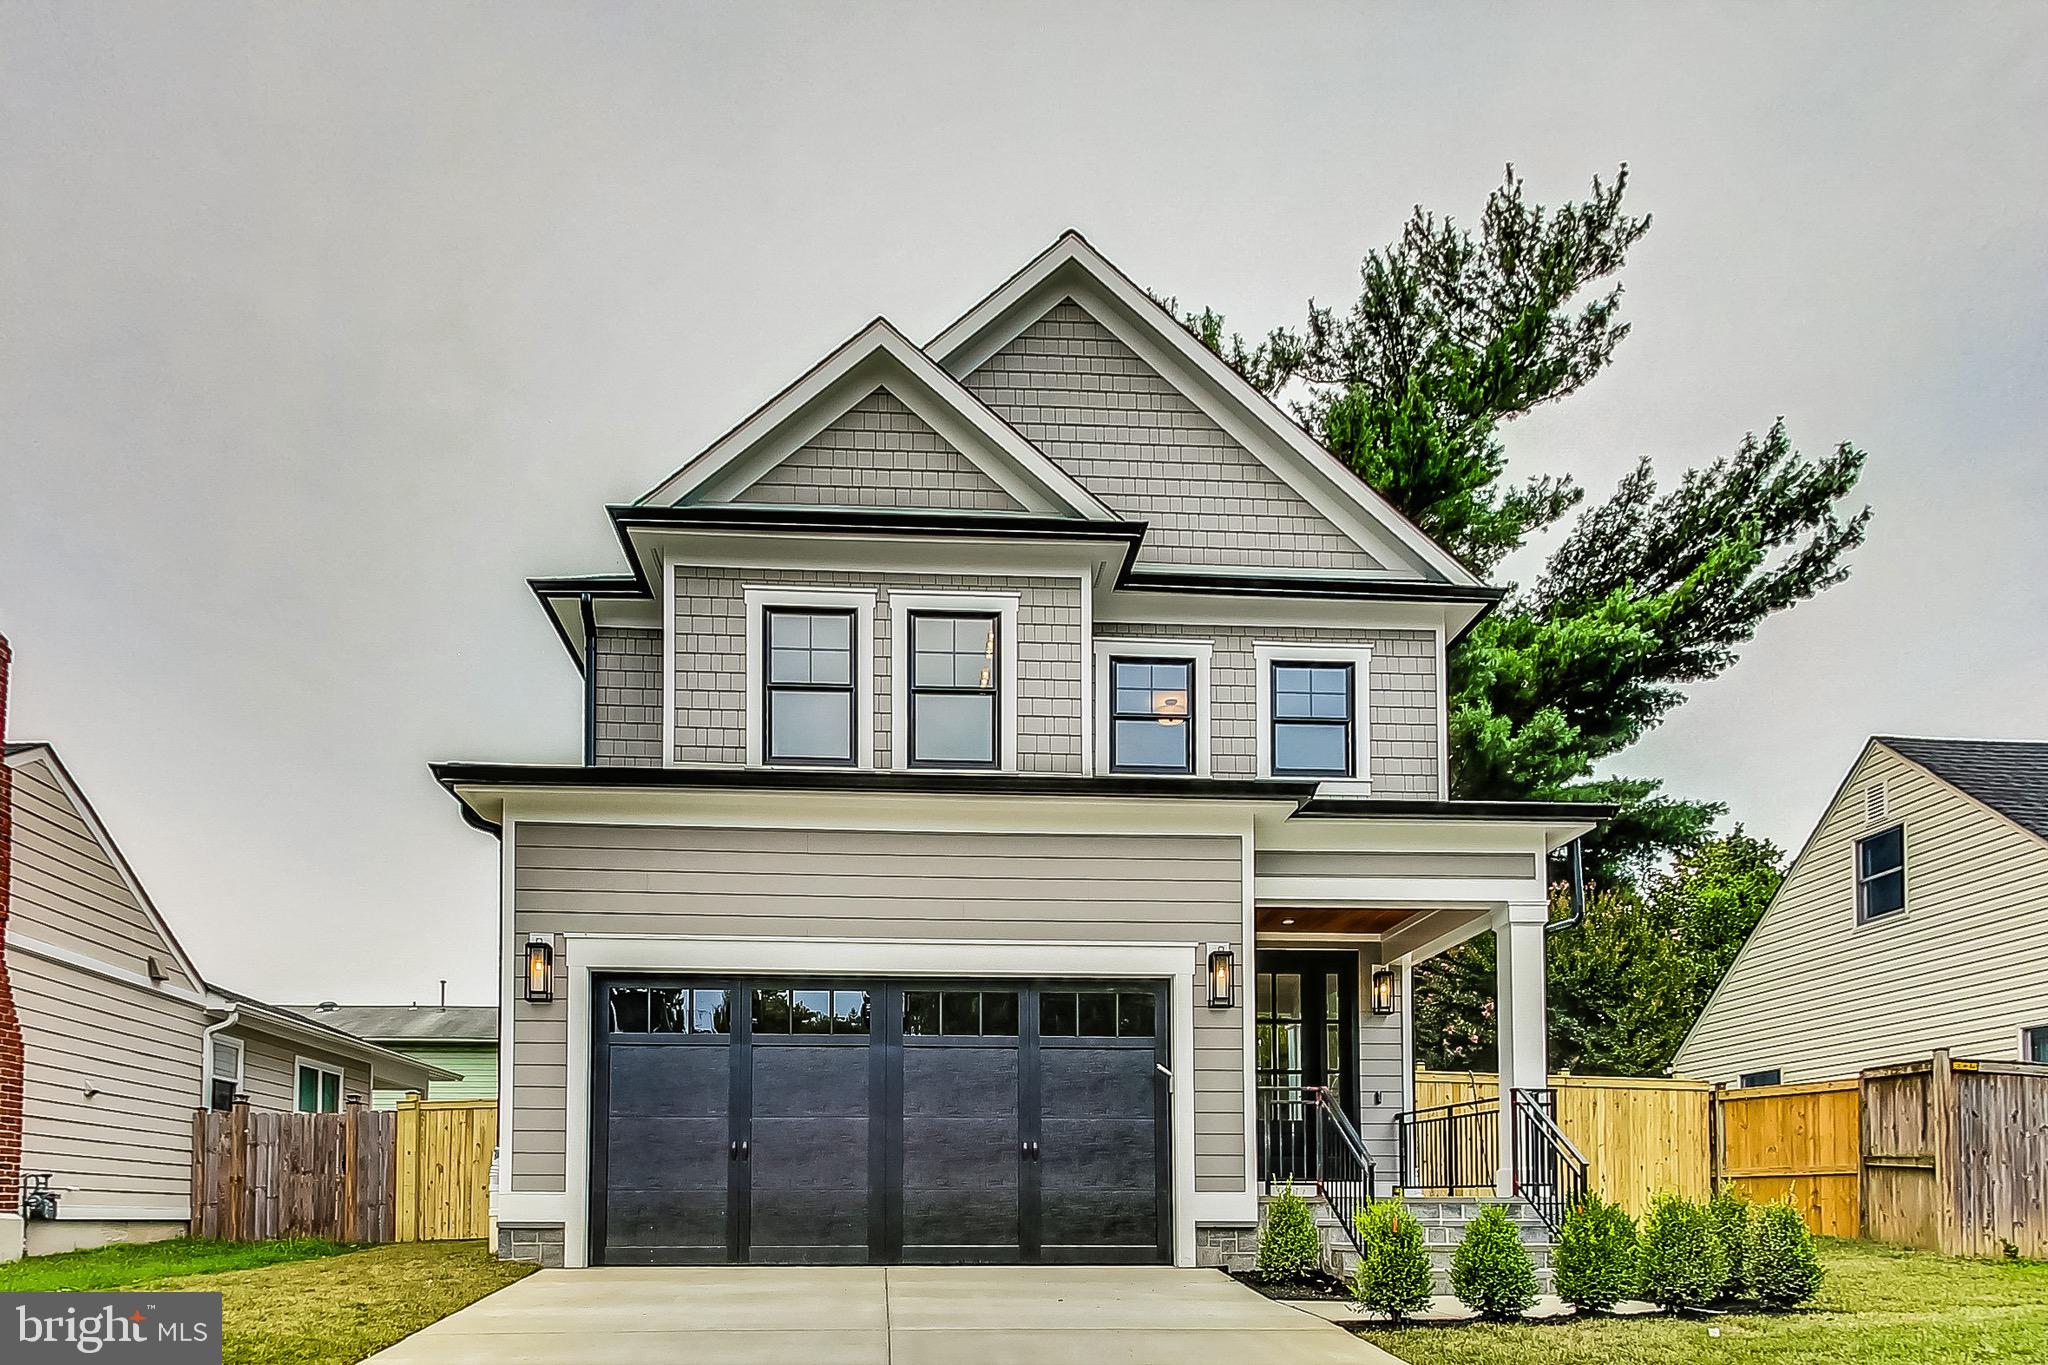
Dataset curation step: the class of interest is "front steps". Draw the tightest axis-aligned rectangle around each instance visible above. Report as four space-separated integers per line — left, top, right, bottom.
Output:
1263 1193 1555 1295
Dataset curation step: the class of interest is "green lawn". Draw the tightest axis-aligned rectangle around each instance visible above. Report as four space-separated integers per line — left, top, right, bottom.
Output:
0 1237 352 1292
1359 1240 2048 1363
162 1241 534 1365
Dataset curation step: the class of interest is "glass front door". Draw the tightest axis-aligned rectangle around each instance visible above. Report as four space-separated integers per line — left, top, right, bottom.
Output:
1255 951 1358 1185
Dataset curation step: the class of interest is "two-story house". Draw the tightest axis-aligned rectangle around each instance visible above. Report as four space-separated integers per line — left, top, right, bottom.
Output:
435 232 1603 1270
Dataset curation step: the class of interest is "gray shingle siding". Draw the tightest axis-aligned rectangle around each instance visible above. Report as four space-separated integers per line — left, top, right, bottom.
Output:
592 628 662 767
1096 622 1440 796
726 386 1025 512
672 567 1084 773
963 298 1383 572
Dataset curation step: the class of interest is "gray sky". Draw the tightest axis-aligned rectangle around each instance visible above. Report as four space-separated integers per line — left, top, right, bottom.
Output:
3 3 2044 1004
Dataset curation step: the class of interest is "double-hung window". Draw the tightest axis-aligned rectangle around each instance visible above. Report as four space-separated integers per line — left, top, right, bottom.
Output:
908 612 999 767
295 1060 343 1114
1109 657 1194 773
1270 661 1356 778
209 1037 242 1112
1856 824 1906 922
763 608 856 765
2023 1026 2048 1066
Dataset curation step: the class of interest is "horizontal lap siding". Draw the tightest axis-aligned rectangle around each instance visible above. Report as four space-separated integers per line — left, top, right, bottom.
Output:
592 629 662 767
673 567 1084 773
11 951 207 1215
1676 745 2048 1083
1097 622 1439 797
8 757 199 990
510 823 1246 1193
231 1032 373 1115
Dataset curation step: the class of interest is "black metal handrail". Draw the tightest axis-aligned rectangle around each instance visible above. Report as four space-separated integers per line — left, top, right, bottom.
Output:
1310 1086 1375 1255
1511 1087 1589 1237
1257 1083 1318 1186
1397 1095 1499 1195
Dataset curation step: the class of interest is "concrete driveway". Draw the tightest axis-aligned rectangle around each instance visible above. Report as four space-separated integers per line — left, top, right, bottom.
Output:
365 1265 1403 1364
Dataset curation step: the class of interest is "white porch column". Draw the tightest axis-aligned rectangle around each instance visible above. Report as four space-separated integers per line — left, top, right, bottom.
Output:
1493 900 1549 1197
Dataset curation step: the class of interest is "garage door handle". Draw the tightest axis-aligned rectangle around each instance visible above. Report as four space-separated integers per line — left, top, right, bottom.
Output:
1021 1141 1039 1160
730 1139 750 1162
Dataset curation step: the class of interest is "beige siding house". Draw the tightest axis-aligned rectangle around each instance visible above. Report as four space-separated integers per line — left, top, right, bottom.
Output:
1676 737 2048 1085
439 232 1603 1270
2 743 449 1256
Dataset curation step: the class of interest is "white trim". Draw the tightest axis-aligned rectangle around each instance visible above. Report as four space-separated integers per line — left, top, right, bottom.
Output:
887 590 1021 773
926 233 1482 586
1252 642 1373 794
1236 830 1258 1209
1076 571 1096 777
293 1056 344 1114
741 586 878 769
661 558 677 767
6 935 211 1009
207 1034 245 1098
555 935 1203 1269
2 746 208 991
497 820 519 1197
1093 639 1213 779
43 1205 189 1222
637 319 1115 520
1433 623 1450 801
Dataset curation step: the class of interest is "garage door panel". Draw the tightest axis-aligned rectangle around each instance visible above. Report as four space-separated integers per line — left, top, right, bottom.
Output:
609 1047 728 1116
750 1116 871 1186
903 1047 1016 1117
748 1189 871 1261
1041 1120 1157 1188
606 1116 729 1189
751 1047 869 1116
902 1188 1022 1256
902 1117 1017 1188
1040 1188 1158 1248
603 1188 728 1262
1041 1048 1155 1114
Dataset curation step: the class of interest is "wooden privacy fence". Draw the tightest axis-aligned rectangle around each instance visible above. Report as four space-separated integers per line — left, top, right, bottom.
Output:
394 1097 496 1241
1715 1077 1862 1237
193 1097 496 1244
1414 1071 1713 1214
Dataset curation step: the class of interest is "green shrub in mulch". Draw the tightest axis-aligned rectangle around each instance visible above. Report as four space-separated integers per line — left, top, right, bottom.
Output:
1256 1187 1323 1281
1743 1199 1826 1307
1352 1200 1435 1321
1707 1187 1753 1298
1449 1204 1538 1320
1637 1192 1728 1310
1552 1193 1638 1312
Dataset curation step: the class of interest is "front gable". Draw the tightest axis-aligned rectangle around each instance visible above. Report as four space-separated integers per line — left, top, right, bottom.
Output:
727 385 1026 513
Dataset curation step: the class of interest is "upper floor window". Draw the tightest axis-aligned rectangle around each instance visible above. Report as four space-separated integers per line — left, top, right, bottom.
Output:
763 608 856 765
1856 824 1905 922
2024 1026 2048 1066
1270 662 1355 778
209 1036 242 1112
1738 1069 1782 1088
296 1059 342 1113
1109 657 1194 774
909 612 1000 768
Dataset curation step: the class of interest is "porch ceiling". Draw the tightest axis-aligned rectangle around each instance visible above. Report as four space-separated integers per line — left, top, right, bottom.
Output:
1255 906 1414 935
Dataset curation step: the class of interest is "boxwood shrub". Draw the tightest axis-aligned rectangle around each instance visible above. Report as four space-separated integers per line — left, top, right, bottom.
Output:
1449 1204 1538 1320
1352 1200 1435 1321
1552 1193 1638 1312
1637 1193 1728 1311
1707 1188 1752 1298
1743 1200 1825 1307
1255 1188 1323 1281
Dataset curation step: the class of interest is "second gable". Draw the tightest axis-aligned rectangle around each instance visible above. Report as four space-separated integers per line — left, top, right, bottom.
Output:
723 386 1027 513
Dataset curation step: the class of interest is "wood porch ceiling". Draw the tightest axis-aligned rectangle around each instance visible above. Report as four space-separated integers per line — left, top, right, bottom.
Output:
1255 907 1412 935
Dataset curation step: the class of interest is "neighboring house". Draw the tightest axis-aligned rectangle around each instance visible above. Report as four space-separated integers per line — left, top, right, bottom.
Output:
1677 736 2048 1085
287 1003 497 1107
1 742 451 1256
434 231 1604 1270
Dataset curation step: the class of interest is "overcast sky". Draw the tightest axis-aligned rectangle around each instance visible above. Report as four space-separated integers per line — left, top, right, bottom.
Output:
3 3 2044 1005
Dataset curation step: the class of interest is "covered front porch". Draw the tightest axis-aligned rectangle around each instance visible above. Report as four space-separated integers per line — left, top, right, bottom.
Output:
1244 799 1600 1234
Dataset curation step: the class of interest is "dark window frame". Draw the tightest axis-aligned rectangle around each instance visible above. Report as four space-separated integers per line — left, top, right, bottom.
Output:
1738 1069 1782 1088
1268 660 1356 779
1855 823 1907 923
2025 1025 2048 1066
1108 655 1196 775
761 606 858 767
906 610 1001 770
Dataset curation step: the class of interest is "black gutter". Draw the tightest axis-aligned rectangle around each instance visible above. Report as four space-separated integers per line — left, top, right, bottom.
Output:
1296 796 1618 823
1116 569 1503 607
527 575 645 672
1547 837 1588 935
579 592 597 764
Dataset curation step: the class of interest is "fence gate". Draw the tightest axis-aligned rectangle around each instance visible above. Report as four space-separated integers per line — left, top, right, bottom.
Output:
394 1097 496 1242
1714 1077 1862 1237
190 1101 396 1242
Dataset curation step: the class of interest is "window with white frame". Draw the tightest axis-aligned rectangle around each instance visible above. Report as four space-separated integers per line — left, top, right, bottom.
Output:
890 592 1019 771
209 1036 243 1112
296 1060 343 1113
1856 824 1906 922
1254 644 1371 784
2025 1025 2048 1066
743 587 876 768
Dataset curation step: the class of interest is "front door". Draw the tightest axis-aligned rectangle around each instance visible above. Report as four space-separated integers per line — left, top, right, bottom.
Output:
1255 951 1358 1184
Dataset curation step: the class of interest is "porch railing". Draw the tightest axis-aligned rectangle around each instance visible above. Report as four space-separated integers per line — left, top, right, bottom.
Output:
1510 1087 1588 1237
1310 1086 1375 1255
1396 1095 1500 1197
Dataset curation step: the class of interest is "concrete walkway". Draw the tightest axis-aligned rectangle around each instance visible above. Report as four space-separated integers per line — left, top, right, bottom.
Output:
364 1265 1405 1364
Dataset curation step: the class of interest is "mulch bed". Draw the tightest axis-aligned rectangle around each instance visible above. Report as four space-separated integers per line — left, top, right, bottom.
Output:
1225 1268 1353 1302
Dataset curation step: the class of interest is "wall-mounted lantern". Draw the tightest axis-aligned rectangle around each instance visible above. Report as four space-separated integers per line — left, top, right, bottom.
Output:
1370 965 1398 1016
523 936 555 1004
1206 944 1235 1009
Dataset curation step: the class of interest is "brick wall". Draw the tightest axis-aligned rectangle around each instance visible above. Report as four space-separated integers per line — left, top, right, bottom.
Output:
0 633 23 1214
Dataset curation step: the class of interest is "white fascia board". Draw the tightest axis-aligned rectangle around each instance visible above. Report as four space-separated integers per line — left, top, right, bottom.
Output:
928 233 1484 588
1253 875 1545 908
637 318 1114 521
7 935 212 1010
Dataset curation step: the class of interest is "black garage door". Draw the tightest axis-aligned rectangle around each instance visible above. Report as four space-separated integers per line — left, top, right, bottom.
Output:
592 977 1170 1265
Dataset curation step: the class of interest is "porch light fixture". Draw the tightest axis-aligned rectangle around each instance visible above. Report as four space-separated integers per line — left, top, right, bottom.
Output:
1206 944 1235 1009
1370 965 1397 1016
522 937 555 1004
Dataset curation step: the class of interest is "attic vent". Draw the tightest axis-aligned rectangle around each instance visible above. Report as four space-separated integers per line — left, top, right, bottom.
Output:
1864 781 1887 826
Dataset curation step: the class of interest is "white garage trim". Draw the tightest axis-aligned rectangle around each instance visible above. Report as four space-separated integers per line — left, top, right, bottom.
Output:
550 934 1202 1269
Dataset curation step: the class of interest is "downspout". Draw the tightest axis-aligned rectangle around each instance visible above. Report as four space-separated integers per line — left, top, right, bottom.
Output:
1546 837 1587 935
580 593 597 767
200 1006 241 1105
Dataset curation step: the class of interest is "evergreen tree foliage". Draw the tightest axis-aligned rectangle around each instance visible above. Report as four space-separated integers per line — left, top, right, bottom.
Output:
1552 1193 1639 1312
1637 1193 1728 1310
1743 1201 1825 1307
1255 1188 1323 1281
1352 1201 1436 1321
1449 1205 1539 1320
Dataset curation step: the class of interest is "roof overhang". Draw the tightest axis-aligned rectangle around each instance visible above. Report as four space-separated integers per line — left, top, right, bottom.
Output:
211 993 462 1085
